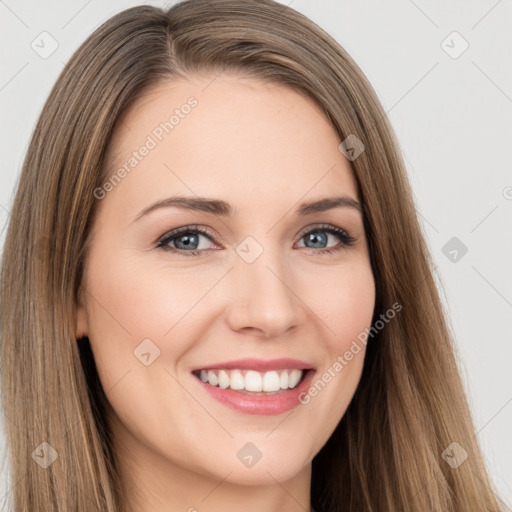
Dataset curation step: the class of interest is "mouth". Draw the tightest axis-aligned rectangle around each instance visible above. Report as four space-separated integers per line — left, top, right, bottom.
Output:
190 357 317 415
191 367 312 395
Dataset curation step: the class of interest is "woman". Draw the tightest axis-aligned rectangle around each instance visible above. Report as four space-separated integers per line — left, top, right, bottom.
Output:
0 1 506 511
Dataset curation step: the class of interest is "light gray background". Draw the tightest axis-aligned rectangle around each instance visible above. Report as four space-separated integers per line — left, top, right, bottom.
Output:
0 0 511 508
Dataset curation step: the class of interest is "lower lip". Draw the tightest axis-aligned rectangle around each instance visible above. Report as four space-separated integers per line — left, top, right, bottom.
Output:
192 370 316 415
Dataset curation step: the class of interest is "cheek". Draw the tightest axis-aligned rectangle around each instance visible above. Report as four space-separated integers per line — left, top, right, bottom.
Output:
84 249 213 347
296 260 374 426
82 245 232 401
303 258 376 350
81 249 213 450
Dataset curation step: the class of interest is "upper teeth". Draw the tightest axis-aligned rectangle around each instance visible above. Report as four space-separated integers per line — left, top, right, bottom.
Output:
198 369 304 392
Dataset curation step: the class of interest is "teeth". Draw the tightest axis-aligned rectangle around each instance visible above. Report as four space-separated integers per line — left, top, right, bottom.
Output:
288 369 302 388
207 370 219 386
262 371 281 392
230 370 245 390
196 368 305 392
218 370 229 389
245 370 263 391
280 370 288 389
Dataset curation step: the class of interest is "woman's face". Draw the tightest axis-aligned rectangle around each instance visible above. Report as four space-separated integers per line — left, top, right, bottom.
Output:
76 73 375 490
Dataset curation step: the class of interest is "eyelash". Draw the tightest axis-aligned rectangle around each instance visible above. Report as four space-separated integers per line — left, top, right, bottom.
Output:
156 223 356 258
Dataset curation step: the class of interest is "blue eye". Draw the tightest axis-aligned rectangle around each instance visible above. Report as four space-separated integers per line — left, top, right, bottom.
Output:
296 225 356 254
157 224 356 257
157 225 215 257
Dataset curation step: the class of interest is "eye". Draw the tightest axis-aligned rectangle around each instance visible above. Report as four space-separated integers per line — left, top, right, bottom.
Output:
157 225 217 257
157 223 356 257
295 224 356 255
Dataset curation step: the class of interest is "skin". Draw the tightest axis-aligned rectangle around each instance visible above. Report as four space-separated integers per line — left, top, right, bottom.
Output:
76 73 376 512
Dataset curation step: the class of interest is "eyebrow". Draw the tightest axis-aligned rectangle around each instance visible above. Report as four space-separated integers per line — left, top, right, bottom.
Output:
132 194 363 223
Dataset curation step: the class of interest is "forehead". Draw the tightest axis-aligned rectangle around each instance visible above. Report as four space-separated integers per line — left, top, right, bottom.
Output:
103 74 359 213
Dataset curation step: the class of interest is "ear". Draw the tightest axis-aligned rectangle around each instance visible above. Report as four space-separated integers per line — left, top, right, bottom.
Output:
75 285 89 339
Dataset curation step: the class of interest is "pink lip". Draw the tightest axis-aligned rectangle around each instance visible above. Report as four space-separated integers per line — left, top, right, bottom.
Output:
191 357 315 372
192 368 316 416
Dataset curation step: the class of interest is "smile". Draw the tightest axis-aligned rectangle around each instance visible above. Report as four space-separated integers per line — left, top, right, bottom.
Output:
191 368 316 416
192 368 305 393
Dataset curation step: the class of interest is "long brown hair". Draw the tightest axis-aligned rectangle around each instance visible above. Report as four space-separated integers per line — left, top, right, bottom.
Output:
0 1 506 510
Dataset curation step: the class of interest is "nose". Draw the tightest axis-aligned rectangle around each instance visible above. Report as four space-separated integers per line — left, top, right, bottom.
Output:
224 244 301 339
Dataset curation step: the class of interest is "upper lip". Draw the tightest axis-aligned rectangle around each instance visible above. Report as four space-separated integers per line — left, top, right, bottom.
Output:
191 358 315 372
